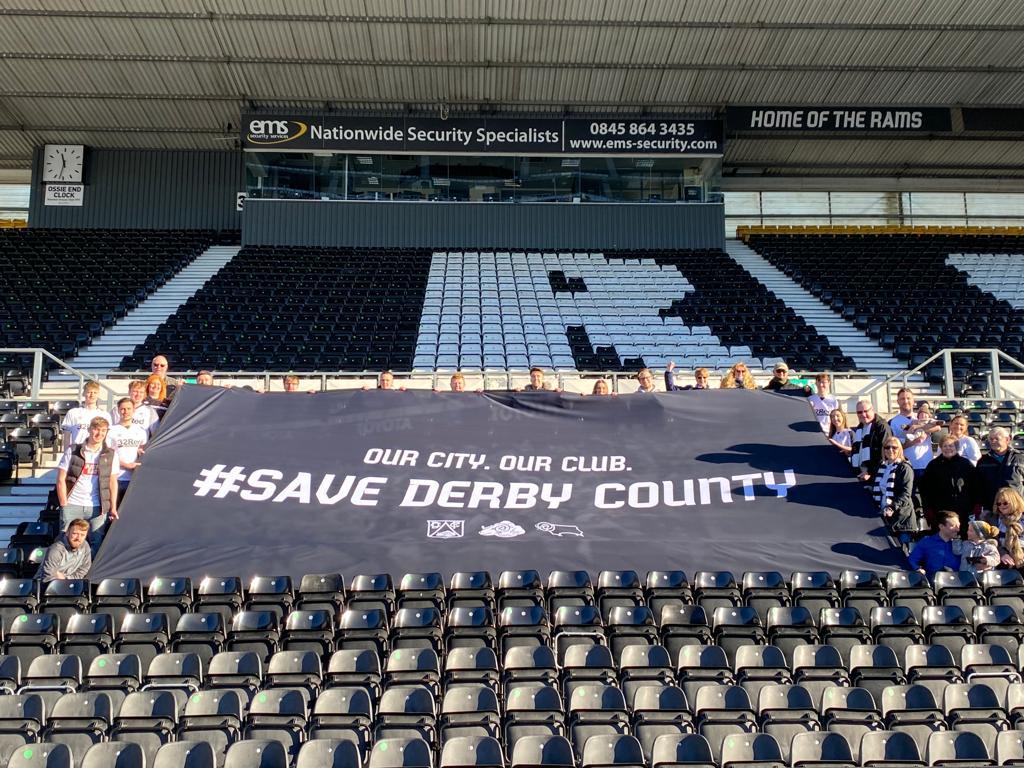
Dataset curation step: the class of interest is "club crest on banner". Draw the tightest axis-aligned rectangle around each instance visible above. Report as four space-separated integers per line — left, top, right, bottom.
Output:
479 521 526 538
536 522 585 538
427 520 464 539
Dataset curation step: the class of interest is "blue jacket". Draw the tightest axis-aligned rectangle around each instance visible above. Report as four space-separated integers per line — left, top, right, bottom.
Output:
907 534 959 580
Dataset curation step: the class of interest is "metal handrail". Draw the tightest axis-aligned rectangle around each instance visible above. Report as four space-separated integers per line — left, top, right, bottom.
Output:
856 348 1024 414
0 348 120 409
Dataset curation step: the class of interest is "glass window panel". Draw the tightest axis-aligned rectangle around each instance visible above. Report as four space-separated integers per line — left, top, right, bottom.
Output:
965 193 1024 218
761 192 829 215
723 192 761 217
829 192 894 217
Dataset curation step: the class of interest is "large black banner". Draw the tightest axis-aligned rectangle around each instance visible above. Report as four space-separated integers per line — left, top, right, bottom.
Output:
92 388 902 580
241 114 724 156
727 106 952 133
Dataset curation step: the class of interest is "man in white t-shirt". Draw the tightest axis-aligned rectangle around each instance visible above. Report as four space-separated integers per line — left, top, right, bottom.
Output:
56 416 120 549
808 373 840 432
106 398 148 502
948 414 982 465
901 402 942 475
888 387 916 444
61 380 106 447
117 379 160 437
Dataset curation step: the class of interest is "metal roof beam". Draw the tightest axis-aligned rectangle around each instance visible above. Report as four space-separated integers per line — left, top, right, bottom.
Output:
0 9 1021 33
2 53 1022 74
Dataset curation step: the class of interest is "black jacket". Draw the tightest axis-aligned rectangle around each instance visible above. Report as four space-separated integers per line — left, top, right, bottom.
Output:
977 447 1024 511
920 454 977 518
874 460 918 532
854 418 894 480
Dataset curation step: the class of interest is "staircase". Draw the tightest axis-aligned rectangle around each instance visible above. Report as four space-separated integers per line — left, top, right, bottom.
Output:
62 244 240 375
725 239 906 372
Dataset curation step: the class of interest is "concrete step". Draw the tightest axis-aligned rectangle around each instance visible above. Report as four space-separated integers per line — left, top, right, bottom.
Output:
61 245 240 377
725 239 906 372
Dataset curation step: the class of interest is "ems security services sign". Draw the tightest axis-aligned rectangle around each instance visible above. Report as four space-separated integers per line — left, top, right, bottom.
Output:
241 113 724 156
44 183 84 206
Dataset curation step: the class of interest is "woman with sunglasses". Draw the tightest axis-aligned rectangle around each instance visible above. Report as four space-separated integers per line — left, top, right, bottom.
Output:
719 362 756 389
986 487 1024 568
874 436 920 538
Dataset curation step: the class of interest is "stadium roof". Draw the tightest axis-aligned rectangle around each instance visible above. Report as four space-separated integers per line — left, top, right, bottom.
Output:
2 1 1023 178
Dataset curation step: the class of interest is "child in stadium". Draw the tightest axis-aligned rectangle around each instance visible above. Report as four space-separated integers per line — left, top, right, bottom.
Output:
956 520 1000 575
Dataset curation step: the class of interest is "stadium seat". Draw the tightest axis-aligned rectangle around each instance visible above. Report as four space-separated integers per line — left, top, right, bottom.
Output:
153 741 218 768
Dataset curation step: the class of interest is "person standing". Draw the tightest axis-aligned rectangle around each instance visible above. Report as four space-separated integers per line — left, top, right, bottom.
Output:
976 427 1024 515
851 400 893 482
919 436 977 533
874 437 919 536
808 374 840 432
61 380 106 446
55 417 120 550
948 415 982 466
105 399 148 503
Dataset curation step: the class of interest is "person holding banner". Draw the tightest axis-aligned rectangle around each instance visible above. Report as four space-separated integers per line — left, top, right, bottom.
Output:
591 379 610 396
852 400 893 482
875 437 921 539
719 362 756 389
636 369 657 393
664 362 710 391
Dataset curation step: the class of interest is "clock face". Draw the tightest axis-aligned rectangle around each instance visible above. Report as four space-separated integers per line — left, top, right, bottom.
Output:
42 144 85 183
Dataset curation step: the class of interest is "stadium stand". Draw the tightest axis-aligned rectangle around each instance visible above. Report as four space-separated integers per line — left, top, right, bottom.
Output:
742 230 1024 376
120 247 434 373
0 568 1016 767
0 230 226 373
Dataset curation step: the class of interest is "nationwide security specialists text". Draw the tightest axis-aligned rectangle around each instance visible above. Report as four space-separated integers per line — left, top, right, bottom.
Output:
310 124 559 148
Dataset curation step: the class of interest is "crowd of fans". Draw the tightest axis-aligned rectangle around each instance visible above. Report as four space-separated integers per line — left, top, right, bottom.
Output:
40 354 1024 584
821 382 1024 580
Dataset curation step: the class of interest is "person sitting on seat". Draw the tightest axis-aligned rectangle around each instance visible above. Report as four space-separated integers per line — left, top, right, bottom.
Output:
957 520 1000 576
808 374 839 432
61 380 106 446
988 487 1024 569
763 362 811 394
664 362 711 391
874 437 919 537
55 416 120 550
39 519 92 582
852 400 893 482
907 510 961 580
719 362 756 389
636 368 656 393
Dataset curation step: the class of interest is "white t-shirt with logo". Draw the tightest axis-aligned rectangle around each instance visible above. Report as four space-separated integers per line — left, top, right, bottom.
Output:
62 406 107 445
808 394 840 432
106 424 148 483
111 405 160 437
58 444 121 507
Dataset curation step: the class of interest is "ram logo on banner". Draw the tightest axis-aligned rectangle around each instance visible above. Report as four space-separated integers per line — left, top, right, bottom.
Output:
92 388 902 580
